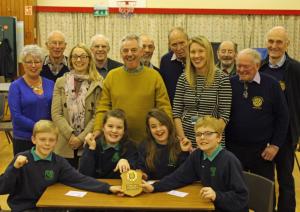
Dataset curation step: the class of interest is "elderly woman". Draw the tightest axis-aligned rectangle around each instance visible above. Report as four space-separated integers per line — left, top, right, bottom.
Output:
51 43 103 168
173 35 232 147
8 45 54 155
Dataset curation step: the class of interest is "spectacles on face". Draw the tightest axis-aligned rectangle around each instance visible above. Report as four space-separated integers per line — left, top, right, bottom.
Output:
92 44 108 50
24 61 42 66
195 131 218 138
71 55 89 60
48 41 66 47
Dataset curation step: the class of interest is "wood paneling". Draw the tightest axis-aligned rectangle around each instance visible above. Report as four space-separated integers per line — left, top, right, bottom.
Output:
0 0 37 44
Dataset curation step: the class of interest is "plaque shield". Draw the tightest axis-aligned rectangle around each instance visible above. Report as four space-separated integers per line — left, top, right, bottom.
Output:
121 169 143 197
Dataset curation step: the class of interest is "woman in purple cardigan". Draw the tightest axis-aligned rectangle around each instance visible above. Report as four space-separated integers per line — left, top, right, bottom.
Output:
8 45 54 155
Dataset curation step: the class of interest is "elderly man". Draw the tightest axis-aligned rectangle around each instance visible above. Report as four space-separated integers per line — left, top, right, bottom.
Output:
93 34 172 145
159 27 188 106
90 34 122 78
260 26 300 212
216 40 237 76
40 31 69 82
225 48 289 189
139 34 159 71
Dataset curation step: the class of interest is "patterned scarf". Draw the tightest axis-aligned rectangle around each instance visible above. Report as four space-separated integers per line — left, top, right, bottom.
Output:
65 71 90 135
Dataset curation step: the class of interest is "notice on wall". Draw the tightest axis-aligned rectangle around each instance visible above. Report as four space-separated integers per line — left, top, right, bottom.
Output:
25 6 33 16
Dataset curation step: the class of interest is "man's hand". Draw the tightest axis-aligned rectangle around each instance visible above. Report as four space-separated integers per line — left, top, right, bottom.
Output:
114 159 130 173
199 187 216 201
141 180 154 193
261 144 279 161
14 155 28 169
68 134 82 150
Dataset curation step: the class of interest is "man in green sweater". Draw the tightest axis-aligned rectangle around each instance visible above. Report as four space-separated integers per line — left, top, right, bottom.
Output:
92 34 172 146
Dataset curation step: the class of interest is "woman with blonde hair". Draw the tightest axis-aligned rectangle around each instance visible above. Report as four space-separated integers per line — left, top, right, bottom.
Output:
52 43 103 168
173 35 232 147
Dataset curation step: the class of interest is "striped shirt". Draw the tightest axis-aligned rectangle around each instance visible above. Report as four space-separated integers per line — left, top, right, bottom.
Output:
173 70 232 146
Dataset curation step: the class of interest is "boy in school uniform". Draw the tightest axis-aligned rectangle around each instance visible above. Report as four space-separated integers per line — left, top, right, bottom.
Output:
0 120 122 212
142 115 249 212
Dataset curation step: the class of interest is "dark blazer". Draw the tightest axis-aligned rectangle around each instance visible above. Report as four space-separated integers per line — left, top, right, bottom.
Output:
260 53 300 146
97 58 123 78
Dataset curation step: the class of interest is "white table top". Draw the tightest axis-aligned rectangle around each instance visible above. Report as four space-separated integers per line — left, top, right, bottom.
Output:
0 83 11 92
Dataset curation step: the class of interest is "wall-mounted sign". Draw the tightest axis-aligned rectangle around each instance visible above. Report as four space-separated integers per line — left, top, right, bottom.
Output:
25 6 33 16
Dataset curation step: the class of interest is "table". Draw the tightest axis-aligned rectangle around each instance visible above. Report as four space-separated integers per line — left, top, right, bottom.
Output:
37 179 214 211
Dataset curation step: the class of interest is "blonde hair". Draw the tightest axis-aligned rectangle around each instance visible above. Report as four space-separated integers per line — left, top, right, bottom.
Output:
68 43 103 82
32 120 59 138
185 35 216 88
194 115 225 135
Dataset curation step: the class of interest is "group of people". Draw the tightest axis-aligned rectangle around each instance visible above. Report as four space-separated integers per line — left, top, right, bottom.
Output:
0 25 298 212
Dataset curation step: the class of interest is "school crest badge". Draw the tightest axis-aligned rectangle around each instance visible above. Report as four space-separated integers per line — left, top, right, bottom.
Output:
44 170 54 181
252 96 263 109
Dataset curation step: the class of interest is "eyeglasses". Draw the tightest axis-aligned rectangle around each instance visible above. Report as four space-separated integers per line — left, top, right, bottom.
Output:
24 61 42 66
243 82 248 99
71 55 89 60
48 41 66 47
195 131 218 138
92 44 108 50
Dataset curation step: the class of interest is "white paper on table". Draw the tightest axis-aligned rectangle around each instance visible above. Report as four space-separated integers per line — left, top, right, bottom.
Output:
65 190 87 197
167 190 188 197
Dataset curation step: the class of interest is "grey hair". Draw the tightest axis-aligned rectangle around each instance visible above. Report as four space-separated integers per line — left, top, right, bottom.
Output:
90 34 110 49
21 45 44 63
47 30 66 42
217 40 238 53
139 34 155 45
237 48 261 65
265 26 289 44
168 27 188 42
120 34 141 49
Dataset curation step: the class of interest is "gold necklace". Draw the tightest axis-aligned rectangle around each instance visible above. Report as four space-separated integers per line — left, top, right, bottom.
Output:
24 76 43 92
30 84 43 91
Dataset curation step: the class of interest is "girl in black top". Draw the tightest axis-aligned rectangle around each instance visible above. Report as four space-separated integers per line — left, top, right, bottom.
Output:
79 109 138 178
137 108 191 180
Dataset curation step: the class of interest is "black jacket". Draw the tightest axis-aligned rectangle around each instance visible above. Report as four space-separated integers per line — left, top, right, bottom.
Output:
0 39 14 79
260 53 300 146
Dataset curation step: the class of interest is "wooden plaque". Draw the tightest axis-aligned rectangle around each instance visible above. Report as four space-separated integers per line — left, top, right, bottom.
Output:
121 170 142 197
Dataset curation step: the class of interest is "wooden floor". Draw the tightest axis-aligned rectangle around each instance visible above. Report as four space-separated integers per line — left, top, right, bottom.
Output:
0 131 299 211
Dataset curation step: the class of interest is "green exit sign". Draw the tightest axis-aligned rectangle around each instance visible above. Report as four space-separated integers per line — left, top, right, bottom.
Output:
94 9 109 16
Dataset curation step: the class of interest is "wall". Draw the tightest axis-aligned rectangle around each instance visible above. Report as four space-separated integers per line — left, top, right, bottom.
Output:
37 0 300 10
0 0 37 44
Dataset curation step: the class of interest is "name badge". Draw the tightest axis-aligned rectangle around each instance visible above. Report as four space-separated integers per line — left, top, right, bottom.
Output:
191 115 199 124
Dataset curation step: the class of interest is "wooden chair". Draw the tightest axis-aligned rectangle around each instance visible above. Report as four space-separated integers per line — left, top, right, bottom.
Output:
243 171 274 212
